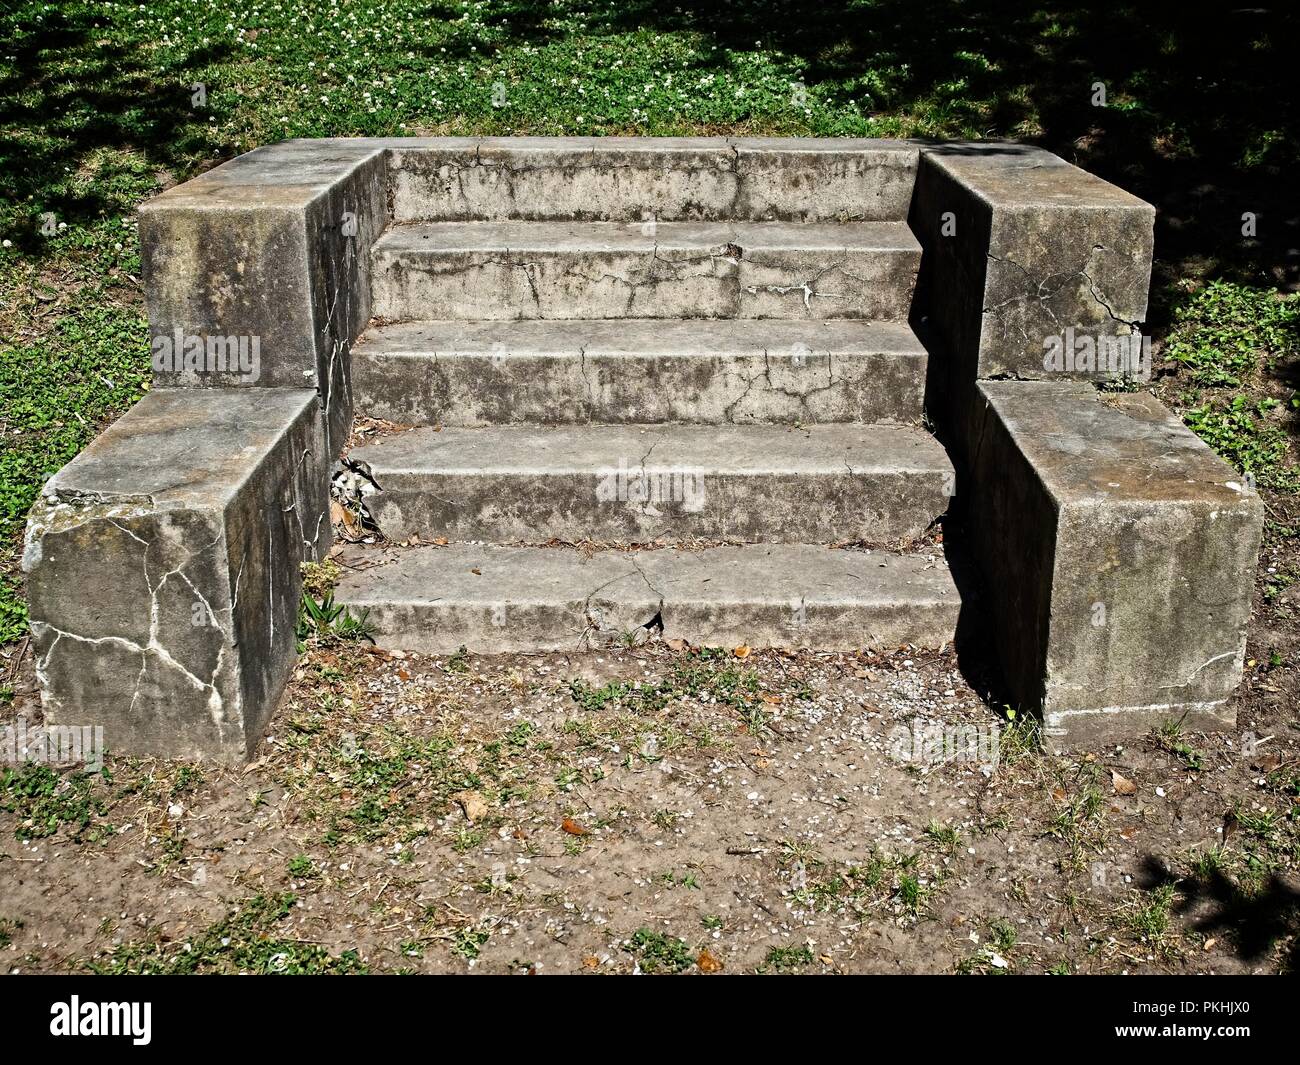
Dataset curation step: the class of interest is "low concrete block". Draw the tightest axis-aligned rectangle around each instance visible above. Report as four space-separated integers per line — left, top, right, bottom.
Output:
139 139 388 454
23 389 328 763
962 380 1262 749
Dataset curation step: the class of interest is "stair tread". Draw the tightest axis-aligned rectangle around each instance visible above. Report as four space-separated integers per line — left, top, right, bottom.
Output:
350 423 952 476
337 543 957 605
357 318 926 357
373 219 920 255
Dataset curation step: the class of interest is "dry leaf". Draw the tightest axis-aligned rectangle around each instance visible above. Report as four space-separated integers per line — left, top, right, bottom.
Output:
397 668 410 681
697 947 723 973
561 817 590 837
733 644 751 659
582 955 600 969
1111 769 1137 796
433 536 449 546
1051 786 1067 803
470 567 482 575
665 638 688 651
451 790 488 824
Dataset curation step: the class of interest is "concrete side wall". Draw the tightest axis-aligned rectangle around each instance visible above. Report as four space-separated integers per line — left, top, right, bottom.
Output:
912 143 1260 747
959 380 1262 750
139 139 389 456
23 389 327 763
910 143 1156 429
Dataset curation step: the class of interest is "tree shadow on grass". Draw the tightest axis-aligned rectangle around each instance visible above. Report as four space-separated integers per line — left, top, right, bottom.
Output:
588 0 1300 291
0 1 233 257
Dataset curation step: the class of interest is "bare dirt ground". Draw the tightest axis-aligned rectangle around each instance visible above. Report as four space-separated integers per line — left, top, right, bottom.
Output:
3 555 1298 973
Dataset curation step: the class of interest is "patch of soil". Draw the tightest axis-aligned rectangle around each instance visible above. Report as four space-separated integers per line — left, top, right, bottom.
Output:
2 631 1296 974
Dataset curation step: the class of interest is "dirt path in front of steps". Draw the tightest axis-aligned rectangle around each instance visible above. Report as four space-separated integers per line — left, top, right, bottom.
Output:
2 630 1297 975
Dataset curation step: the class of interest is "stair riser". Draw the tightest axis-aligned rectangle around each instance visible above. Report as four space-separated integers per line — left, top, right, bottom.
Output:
352 349 926 425
388 141 918 223
370 246 919 321
353 599 958 653
365 471 950 543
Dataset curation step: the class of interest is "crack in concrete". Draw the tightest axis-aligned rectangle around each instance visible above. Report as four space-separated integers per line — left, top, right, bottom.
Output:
37 520 234 739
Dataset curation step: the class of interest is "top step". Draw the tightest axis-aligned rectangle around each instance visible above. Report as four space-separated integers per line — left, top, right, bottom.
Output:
388 137 919 223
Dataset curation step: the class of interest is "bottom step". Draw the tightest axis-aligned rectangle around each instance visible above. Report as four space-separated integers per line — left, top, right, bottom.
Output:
333 544 960 653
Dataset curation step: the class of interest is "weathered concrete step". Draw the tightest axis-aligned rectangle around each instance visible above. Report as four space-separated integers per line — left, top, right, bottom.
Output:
370 221 920 321
352 318 928 426
333 543 959 652
388 136 919 223
350 423 953 543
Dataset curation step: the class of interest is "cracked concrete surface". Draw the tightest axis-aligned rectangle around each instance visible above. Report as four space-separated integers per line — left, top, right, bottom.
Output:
387 136 920 223
349 422 953 544
370 221 920 321
334 543 960 653
35 137 1243 763
351 318 927 426
909 143 1155 388
23 389 329 762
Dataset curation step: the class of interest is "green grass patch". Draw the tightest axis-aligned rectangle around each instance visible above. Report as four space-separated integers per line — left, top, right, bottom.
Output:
1165 281 1300 389
0 761 113 842
625 927 695 974
760 943 814 973
90 892 368 974
1183 397 1299 492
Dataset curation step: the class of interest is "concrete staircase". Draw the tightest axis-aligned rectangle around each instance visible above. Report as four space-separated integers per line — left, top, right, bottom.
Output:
336 140 960 652
26 136 1262 760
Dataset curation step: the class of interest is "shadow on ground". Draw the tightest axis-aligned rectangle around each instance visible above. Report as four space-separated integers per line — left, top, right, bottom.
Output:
1137 853 1300 971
